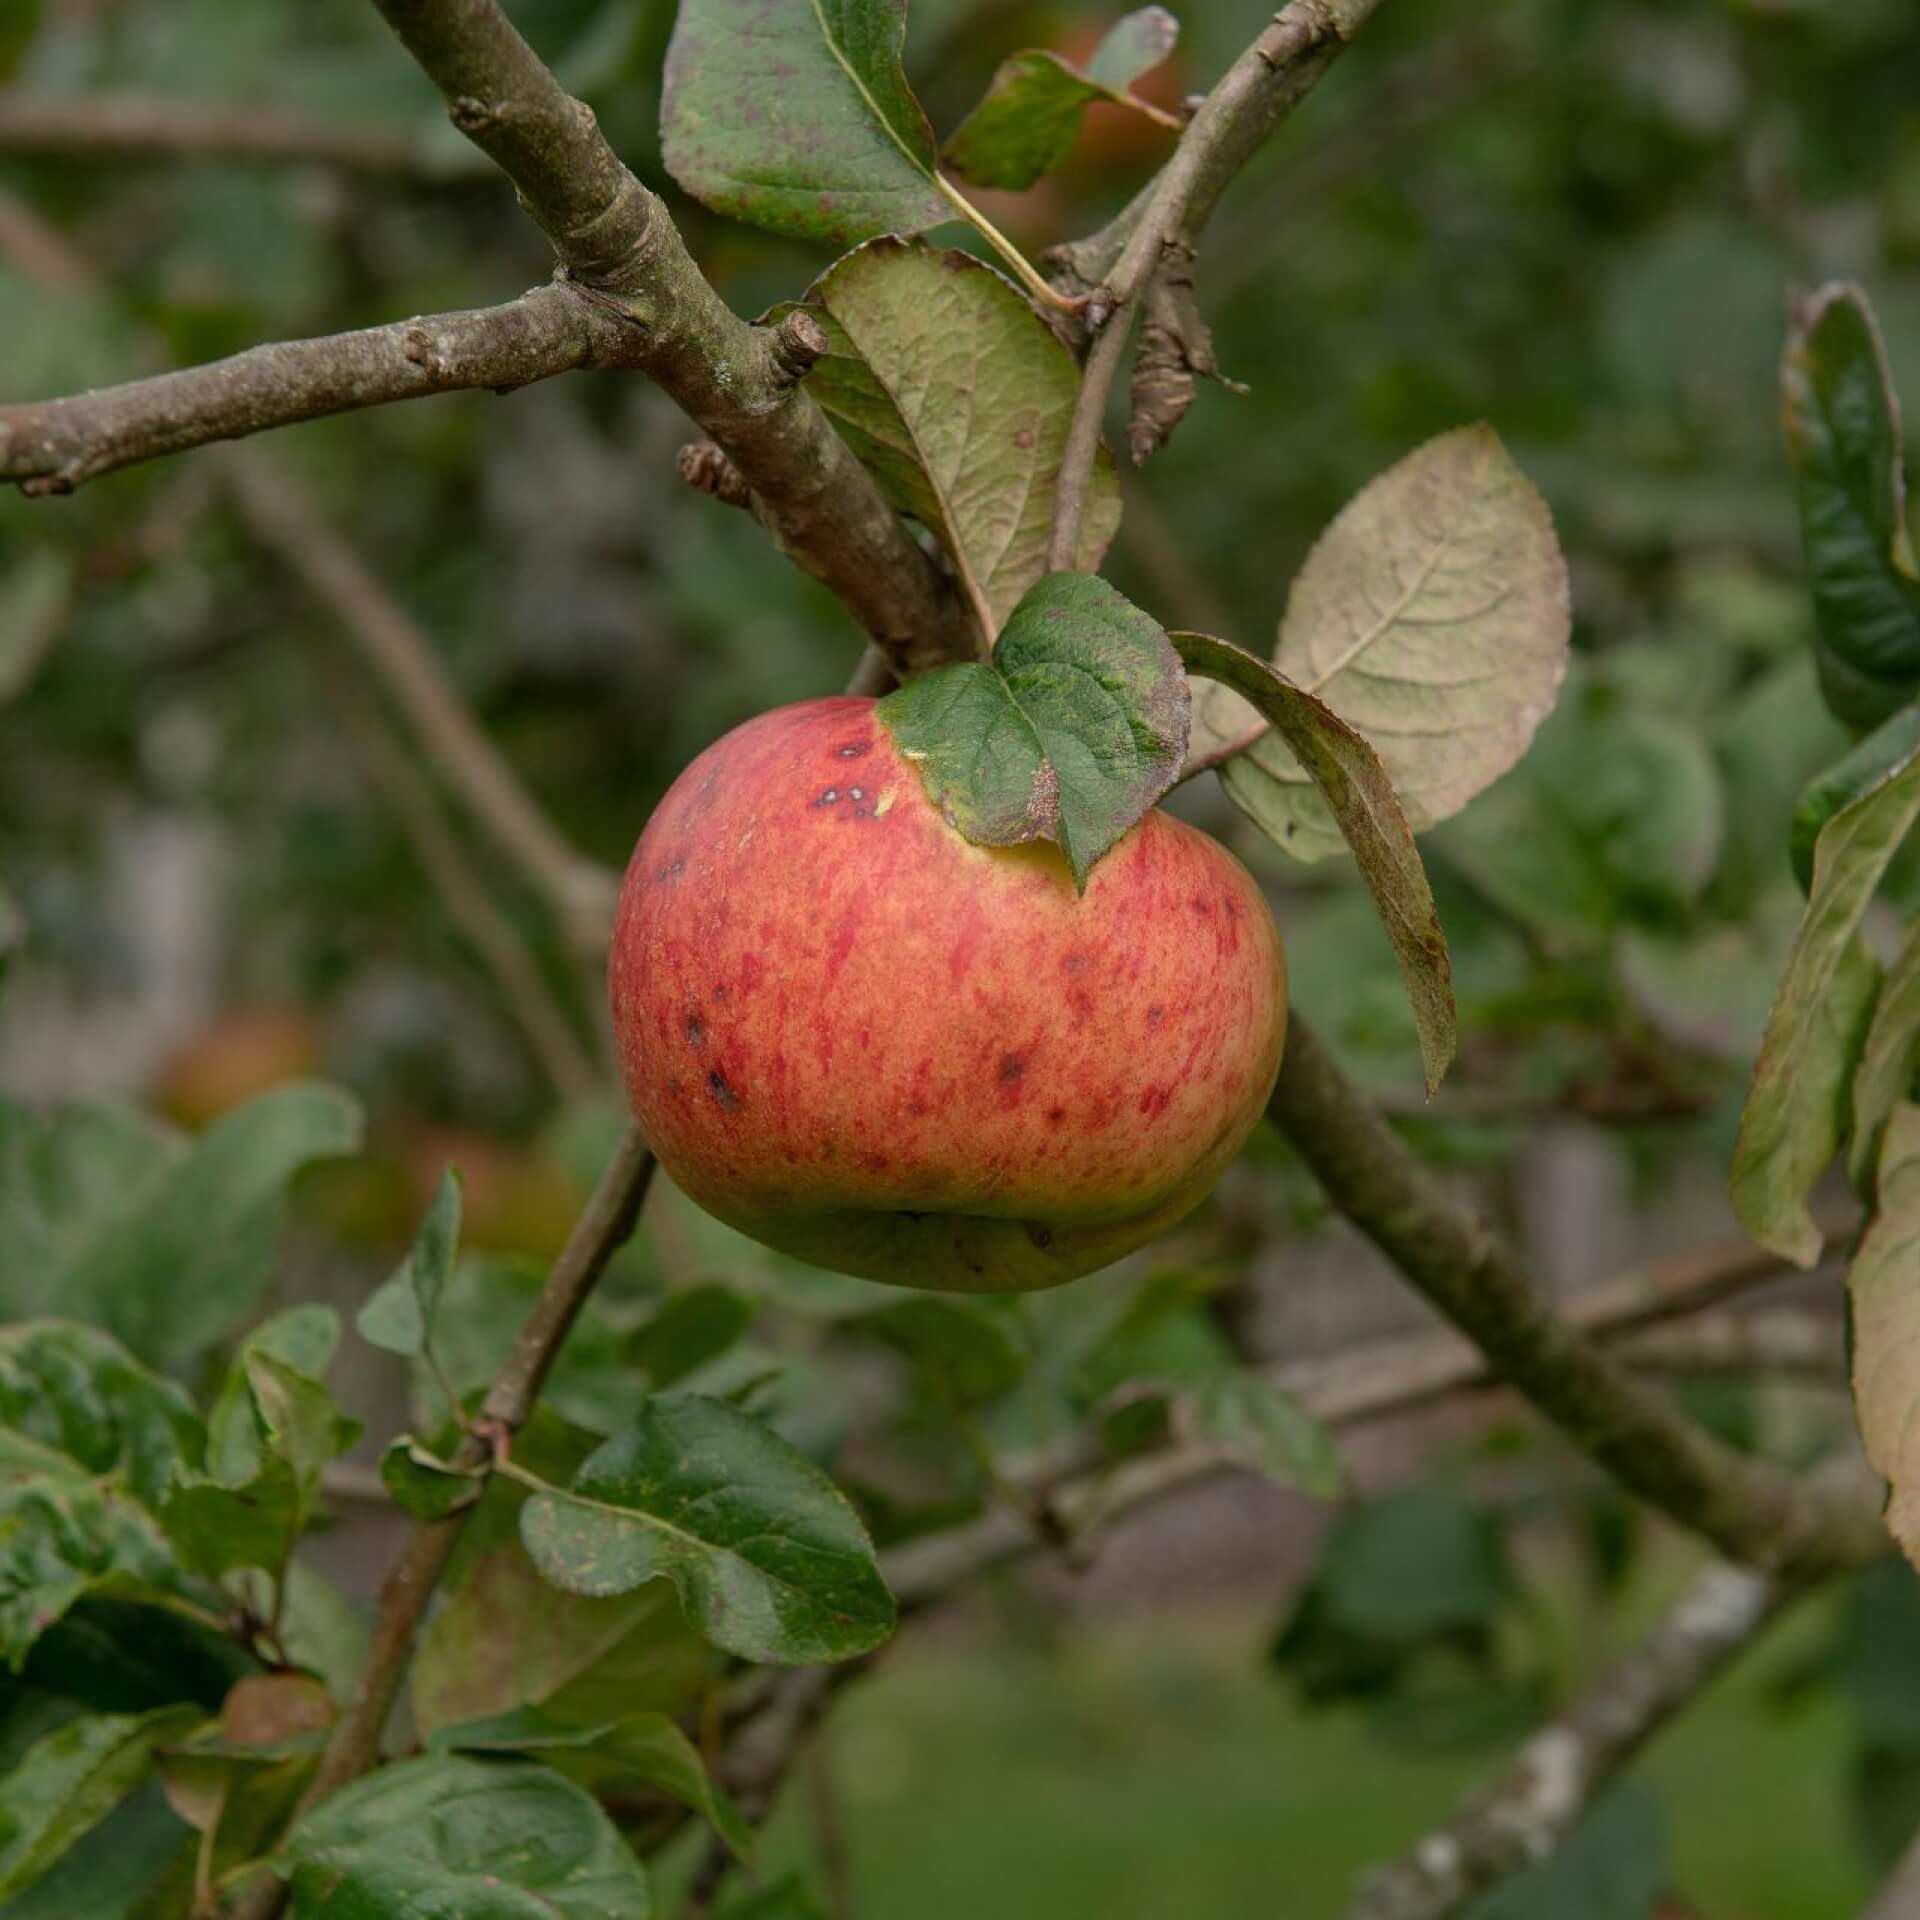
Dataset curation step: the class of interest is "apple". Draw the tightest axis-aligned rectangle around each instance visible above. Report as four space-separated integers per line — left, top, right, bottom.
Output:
609 696 1287 1292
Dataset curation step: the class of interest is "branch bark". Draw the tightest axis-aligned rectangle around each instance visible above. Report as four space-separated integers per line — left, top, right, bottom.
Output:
0 287 643 495
1267 1014 1880 1577
0 91 430 172
1348 1562 1791 1920
360 0 974 676
1046 0 1387 569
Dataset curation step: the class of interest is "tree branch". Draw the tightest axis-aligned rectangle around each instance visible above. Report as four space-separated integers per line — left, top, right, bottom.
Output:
0 91 431 172
0 286 644 495
363 0 974 676
1267 1014 1880 1576
220 448 621 955
231 1125 656 1920
1349 1562 1792 1920
1046 0 1386 570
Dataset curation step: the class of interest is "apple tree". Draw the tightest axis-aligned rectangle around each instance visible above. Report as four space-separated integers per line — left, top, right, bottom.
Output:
0 1 1917 1916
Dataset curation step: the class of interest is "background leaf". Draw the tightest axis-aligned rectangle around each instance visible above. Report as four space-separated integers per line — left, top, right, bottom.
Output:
627 1284 756 1390
845 1297 1024 1409
1782 283 1920 729
1848 1104 1920 1573
1732 743 1920 1264
356 1165 462 1360
879 572 1188 889
281 1754 653 1920
795 241 1122 639
431 1705 751 1860
1175 630 1455 1090
0 1706 197 1901
1196 424 1569 862
520 1393 896 1666
661 0 949 247
941 8 1178 192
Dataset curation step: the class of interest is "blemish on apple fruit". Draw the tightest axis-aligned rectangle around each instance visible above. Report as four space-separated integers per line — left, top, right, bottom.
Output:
655 856 685 884
998 1052 1025 1084
707 1069 740 1110
816 788 839 806
686 1014 705 1047
1138 1086 1172 1118
1147 1004 1166 1027
1025 1222 1053 1249
1045 1105 1066 1125
834 739 870 759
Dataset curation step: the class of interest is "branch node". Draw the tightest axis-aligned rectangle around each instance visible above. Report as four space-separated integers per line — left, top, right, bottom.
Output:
678 440 754 510
448 94 498 134
769 308 831 385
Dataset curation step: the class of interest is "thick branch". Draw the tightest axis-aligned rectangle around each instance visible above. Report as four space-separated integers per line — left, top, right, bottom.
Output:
1047 0 1384 568
0 287 641 495
0 91 427 172
1267 1015 1879 1576
1350 1563 1790 1920
366 0 974 674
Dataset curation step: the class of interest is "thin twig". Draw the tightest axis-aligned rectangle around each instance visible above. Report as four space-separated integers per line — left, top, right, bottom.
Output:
1267 1014 1880 1576
231 1127 656 1920
1046 0 1387 571
222 448 621 957
1348 1562 1793 1920
0 91 431 172
321 663 603 1099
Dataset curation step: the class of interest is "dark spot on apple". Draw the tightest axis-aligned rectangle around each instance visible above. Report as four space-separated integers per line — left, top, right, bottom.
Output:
907 1099 927 1117
1046 1105 1066 1124
685 1014 704 1047
707 1069 740 1110
1138 1086 1172 1117
713 984 728 1001
998 1052 1025 1084
1147 1005 1166 1027
1025 1222 1053 1249
835 739 871 758
655 856 685 884
1065 951 1088 973
1190 895 1212 916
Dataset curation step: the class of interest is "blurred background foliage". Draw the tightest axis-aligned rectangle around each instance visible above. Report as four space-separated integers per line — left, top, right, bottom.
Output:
5 0 1920 1915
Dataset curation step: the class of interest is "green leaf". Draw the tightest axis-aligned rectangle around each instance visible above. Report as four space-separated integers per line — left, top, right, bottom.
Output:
0 1102 180 1322
356 1166 462 1360
1850 1103 1920 1574
1194 425 1570 861
845 1297 1024 1409
878 572 1188 891
431 1706 751 1861
1468 1783 1665 1920
1853 920 1920 1198
0 1781 187 1920
0 1322 202 1511
380 1436 483 1521
520 1394 896 1666
794 240 1122 639
162 1310 360 1579
1792 706 1920 892
628 1284 756 1390
661 0 949 248
412 1542 710 1741
941 7 1177 191
1782 283 1920 729
0 1084 362 1373
1186 1373 1343 1500
276 1562 371 1707
281 1754 652 1920
1175 629 1455 1091
1732 741 1920 1265
0 1479 187 1671
1440 675 1727 941
0 1705 198 1901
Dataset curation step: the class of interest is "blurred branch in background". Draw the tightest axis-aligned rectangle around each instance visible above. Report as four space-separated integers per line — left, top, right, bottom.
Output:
0 89 435 173
1349 1563 1790 1920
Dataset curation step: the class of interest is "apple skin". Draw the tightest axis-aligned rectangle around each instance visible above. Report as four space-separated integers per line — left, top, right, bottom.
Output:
609 696 1287 1293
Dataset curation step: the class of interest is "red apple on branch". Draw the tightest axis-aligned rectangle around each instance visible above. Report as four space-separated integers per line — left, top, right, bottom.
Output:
610 694 1287 1292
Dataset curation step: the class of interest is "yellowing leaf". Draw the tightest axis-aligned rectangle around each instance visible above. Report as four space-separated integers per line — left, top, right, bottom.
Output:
1849 1103 1920 1567
1200 424 1569 863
